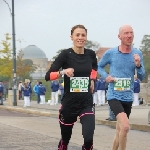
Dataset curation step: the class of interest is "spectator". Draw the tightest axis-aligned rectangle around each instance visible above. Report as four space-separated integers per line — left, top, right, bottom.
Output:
50 80 59 105
93 79 98 106
106 105 116 121
97 77 106 106
0 81 3 105
27 81 32 101
3 81 8 101
132 75 140 106
58 81 64 104
22 82 30 107
18 81 23 100
33 81 40 104
39 82 46 104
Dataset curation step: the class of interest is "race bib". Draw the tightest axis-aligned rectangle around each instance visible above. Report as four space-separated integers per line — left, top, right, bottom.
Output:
70 77 89 92
114 78 131 91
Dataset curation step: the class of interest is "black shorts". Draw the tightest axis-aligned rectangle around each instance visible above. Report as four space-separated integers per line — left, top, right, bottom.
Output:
108 99 132 118
59 105 95 125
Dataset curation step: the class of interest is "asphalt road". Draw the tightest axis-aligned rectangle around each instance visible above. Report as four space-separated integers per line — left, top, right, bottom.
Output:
0 109 150 150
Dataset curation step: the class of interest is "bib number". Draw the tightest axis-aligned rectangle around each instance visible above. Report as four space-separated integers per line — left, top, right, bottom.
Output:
114 78 131 91
70 77 89 92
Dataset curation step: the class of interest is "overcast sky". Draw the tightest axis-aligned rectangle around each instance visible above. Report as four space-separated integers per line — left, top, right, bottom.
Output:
0 0 150 60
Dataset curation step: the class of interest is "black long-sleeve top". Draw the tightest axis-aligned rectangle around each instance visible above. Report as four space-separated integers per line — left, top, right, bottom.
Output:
45 48 97 109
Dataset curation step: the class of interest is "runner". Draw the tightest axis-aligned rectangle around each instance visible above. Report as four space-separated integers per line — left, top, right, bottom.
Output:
98 25 145 150
45 24 97 150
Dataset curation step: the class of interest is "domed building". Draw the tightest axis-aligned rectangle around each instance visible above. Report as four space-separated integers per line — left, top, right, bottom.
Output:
22 45 48 79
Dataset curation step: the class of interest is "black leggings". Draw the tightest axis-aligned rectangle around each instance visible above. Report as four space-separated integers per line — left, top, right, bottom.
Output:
108 99 132 118
59 106 95 148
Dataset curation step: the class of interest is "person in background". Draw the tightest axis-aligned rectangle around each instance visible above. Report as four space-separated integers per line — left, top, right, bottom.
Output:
0 81 3 105
38 82 46 104
18 81 23 100
132 75 140 106
27 81 32 101
106 105 117 121
33 80 40 104
58 81 64 104
93 79 98 106
97 77 106 106
50 79 59 105
22 82 30 107
105 78 116 121
3 81 8 101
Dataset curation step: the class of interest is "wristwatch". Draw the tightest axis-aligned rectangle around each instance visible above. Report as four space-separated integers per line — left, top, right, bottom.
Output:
136 64 142 69
59 69 64 76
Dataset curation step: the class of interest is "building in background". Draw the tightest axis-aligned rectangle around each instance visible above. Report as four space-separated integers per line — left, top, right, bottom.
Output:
96 47 111 62
22 45 49 79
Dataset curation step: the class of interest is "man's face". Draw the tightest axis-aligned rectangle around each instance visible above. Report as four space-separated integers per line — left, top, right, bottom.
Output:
119 26 134 46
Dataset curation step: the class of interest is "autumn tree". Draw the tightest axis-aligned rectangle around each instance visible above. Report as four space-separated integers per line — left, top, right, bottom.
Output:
0 33 13 78
17 50 36 81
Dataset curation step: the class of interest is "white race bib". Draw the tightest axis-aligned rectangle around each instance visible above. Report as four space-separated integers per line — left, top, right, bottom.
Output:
70 77 89 92
114 78 131 91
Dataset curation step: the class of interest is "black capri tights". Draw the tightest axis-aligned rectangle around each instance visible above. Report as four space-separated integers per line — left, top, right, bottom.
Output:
59 106 95 149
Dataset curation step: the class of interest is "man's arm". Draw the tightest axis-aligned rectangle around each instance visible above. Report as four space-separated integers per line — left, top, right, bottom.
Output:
135 51 145 81
98 50 111 80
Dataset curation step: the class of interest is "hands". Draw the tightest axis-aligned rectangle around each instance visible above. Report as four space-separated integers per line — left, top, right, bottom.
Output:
106 75 115 83
64 68 74 77
134 54 141 67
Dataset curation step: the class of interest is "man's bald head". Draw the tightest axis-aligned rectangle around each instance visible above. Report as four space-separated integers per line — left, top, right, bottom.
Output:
118 25 134 46
119 25 133 35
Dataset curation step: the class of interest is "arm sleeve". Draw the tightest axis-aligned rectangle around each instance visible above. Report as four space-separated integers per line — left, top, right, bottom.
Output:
45 50 67 81
90 50 97 79
98 50 111 79
135 51 145 81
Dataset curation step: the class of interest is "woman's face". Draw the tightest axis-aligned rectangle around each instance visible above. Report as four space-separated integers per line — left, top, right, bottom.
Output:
71 28 87 48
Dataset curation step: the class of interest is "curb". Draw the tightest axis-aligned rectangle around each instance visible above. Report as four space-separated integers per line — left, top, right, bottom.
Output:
1 106 150 132
95 119 150 132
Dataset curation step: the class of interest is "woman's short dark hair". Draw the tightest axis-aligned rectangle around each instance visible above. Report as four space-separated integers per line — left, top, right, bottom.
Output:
71 24 87 35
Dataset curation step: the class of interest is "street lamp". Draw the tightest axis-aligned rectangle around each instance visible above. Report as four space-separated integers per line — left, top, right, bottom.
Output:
3 0 17 106
12 0 17 106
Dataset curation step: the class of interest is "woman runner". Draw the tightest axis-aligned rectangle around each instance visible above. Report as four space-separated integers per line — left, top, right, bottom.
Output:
45 24 97 150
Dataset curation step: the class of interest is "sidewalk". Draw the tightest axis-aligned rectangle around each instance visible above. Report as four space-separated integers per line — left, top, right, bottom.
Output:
1 99 150 132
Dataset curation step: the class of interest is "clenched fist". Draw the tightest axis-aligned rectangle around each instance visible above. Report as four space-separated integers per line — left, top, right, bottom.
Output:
106 75 115 83
64 68 74 77
134 54 141 67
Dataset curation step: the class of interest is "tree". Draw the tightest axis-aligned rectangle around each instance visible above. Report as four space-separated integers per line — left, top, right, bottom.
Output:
51 49 65 62
139 35 150 82
0 33 13 78
50 49 65 70
85 40 100 51
140 35 150 54
16 50 36 81
16 49 24 80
